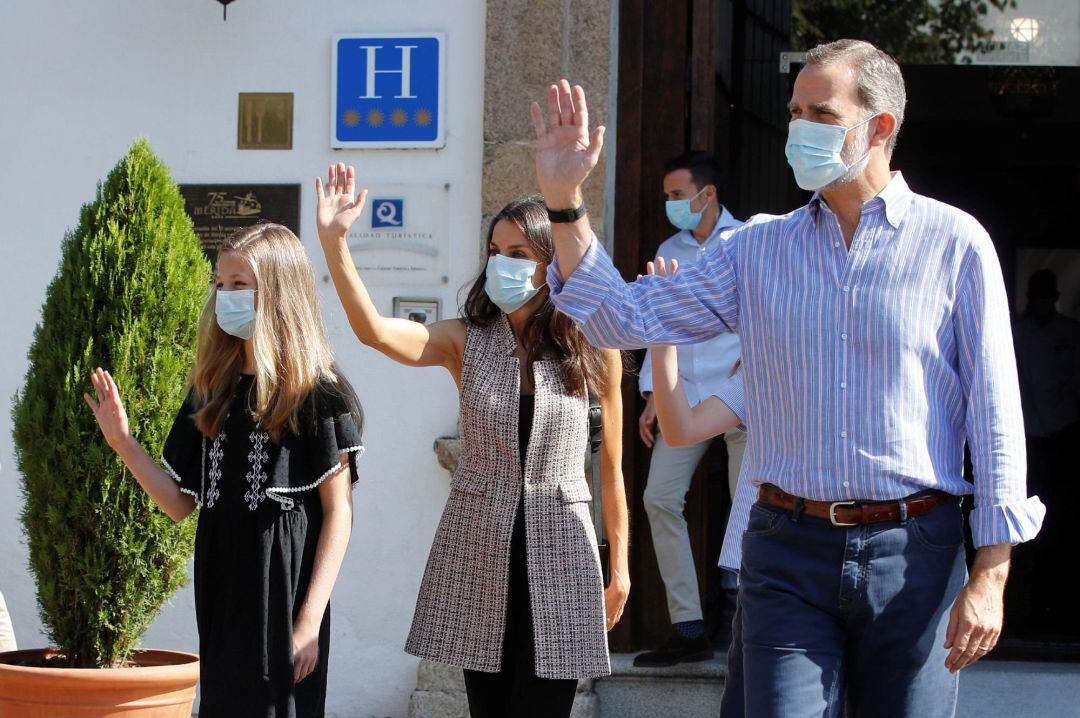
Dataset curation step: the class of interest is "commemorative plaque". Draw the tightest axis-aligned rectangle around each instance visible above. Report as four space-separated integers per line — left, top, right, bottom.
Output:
179 183 301 262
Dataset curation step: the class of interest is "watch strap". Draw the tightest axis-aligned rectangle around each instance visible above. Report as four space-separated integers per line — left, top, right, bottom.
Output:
547 204 588 223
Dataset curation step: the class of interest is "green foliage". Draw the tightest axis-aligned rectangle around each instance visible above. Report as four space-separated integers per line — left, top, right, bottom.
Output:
11 140 210 668
793 0 1016 64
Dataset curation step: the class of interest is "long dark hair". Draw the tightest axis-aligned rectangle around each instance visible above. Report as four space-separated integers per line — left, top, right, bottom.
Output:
461 195 609 397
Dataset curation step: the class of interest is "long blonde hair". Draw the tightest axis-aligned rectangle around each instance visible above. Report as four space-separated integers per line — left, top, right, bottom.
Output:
192 223 348 440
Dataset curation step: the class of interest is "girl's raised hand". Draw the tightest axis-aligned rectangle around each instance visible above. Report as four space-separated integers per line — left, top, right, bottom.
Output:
316 163 368 242
636 256 679 280
83 368 132 452
647 256 678 278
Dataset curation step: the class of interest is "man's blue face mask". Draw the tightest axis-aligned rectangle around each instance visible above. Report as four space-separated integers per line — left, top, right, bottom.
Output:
784 114 876 191
665 186 710 231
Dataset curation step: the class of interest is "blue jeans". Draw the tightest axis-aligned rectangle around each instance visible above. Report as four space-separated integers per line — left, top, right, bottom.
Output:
739 498 967 718
720 595 744 718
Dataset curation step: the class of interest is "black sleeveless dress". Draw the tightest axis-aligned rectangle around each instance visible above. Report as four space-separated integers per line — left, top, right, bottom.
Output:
461 393 579 717
161 375 363 718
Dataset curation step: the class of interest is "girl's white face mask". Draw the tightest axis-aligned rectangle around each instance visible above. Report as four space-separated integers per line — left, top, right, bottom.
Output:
215 289 257 340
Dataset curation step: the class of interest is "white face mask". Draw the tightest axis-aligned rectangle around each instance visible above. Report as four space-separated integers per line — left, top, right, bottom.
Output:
484 254 544 314
215 289 257 339
784 114 876 191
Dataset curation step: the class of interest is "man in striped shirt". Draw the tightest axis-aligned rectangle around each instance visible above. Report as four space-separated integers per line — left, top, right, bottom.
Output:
528 39 1045 717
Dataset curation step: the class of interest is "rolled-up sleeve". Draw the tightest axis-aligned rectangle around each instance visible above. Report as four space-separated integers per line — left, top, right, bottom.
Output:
547 235 740 350
639 348 655 396
718 469 756 572
955 227 1046 547
707 372 746 427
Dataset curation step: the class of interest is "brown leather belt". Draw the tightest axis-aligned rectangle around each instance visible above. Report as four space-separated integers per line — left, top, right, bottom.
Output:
758 484 958 527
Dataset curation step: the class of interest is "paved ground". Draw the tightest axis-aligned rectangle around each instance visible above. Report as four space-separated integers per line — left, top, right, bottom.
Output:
958 660 1080 717
605 653 1080 718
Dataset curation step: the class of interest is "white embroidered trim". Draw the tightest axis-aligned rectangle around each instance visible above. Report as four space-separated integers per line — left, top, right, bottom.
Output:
161 455 203 506
206 430 225 508
265 446 365 511
243 430 271 510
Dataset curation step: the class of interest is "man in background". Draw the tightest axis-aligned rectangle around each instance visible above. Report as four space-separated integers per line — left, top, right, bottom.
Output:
635 151 744 667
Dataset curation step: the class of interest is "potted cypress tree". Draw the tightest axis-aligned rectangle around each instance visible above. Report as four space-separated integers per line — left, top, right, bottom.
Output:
2 140 209 716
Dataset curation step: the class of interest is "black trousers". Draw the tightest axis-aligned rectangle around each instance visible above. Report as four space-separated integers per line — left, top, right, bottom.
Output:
462 501 579 718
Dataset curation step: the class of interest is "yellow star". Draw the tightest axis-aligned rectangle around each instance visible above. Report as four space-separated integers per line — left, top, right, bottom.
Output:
367 109 384 127
414 109 432 127
342 109 360 127
390 109 408 127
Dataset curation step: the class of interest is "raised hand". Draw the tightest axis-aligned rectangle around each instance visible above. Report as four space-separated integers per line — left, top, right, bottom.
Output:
84 368 132 453
529 80 605 208
648 256 679 278
316 163 368 242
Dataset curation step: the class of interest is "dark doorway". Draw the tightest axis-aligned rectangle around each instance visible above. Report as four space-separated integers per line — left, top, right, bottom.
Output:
611 0 794 651
894 63 1080 658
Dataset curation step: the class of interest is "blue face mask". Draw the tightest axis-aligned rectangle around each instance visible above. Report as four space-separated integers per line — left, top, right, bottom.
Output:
215 289 257 340
665 186 709 231
785 115 875 191
485 254 544 314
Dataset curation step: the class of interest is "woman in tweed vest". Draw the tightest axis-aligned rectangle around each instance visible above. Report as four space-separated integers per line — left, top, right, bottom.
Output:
314 164 630 717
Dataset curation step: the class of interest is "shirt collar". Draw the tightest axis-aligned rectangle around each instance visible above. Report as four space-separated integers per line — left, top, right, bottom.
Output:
716 206 740 232
877 172 913 228
807 171 913 229
673 206 741 247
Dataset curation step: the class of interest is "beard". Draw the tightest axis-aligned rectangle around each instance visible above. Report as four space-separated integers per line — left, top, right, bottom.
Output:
823 125 873 191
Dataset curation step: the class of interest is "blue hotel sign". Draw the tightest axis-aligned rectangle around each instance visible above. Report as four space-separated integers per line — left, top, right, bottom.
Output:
332 34 446 148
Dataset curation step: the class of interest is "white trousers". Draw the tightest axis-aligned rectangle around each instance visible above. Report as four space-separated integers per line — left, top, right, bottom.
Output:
644 428 746 623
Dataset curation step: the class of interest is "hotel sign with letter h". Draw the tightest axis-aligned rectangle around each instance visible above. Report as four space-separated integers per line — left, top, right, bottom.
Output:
332 34 446 148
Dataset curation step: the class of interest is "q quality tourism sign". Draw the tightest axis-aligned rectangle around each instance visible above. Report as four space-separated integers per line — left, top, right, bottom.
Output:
332 34 446 148
346 183 450 286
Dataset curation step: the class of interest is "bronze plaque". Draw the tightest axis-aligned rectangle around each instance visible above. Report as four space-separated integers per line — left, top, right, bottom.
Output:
179 184 301 262
237 92 293 150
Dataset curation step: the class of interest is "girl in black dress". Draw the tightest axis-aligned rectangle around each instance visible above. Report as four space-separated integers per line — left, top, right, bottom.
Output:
85 223 364 718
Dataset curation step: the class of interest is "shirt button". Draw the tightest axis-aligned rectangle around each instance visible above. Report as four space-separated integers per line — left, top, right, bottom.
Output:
840 431 848 438
841 333 848 341
840 382 847 389
843 480 850 488
843 285 851 292
834 242 840 248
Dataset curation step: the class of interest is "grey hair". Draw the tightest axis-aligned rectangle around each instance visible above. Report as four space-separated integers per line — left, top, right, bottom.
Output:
805 39 907 156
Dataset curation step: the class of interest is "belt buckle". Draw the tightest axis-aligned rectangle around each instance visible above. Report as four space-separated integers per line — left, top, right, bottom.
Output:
829 501 858 527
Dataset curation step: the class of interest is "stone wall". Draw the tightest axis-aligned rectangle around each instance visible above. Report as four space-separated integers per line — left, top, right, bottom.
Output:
481 0 613 250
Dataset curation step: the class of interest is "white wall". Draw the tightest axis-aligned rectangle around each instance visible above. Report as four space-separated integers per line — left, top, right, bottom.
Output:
0 2 486 716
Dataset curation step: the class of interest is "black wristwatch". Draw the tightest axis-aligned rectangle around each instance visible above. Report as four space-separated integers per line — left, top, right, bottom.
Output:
547 204 588 223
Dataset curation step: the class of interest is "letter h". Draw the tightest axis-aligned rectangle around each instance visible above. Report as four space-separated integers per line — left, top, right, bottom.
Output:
359 44 419 100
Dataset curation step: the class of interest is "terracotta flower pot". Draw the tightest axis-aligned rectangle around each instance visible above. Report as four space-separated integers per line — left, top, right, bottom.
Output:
0 648 199 717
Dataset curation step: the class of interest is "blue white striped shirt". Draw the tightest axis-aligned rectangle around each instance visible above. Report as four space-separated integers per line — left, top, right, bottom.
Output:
638 208 743 405
705 373 754 571
550 173 1044 549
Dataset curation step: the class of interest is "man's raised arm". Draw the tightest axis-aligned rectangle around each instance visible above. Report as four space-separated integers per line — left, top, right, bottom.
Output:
530 80 602 277
530 80 739 349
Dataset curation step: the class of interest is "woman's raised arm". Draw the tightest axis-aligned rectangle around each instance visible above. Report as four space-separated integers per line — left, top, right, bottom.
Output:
315 163 464 376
